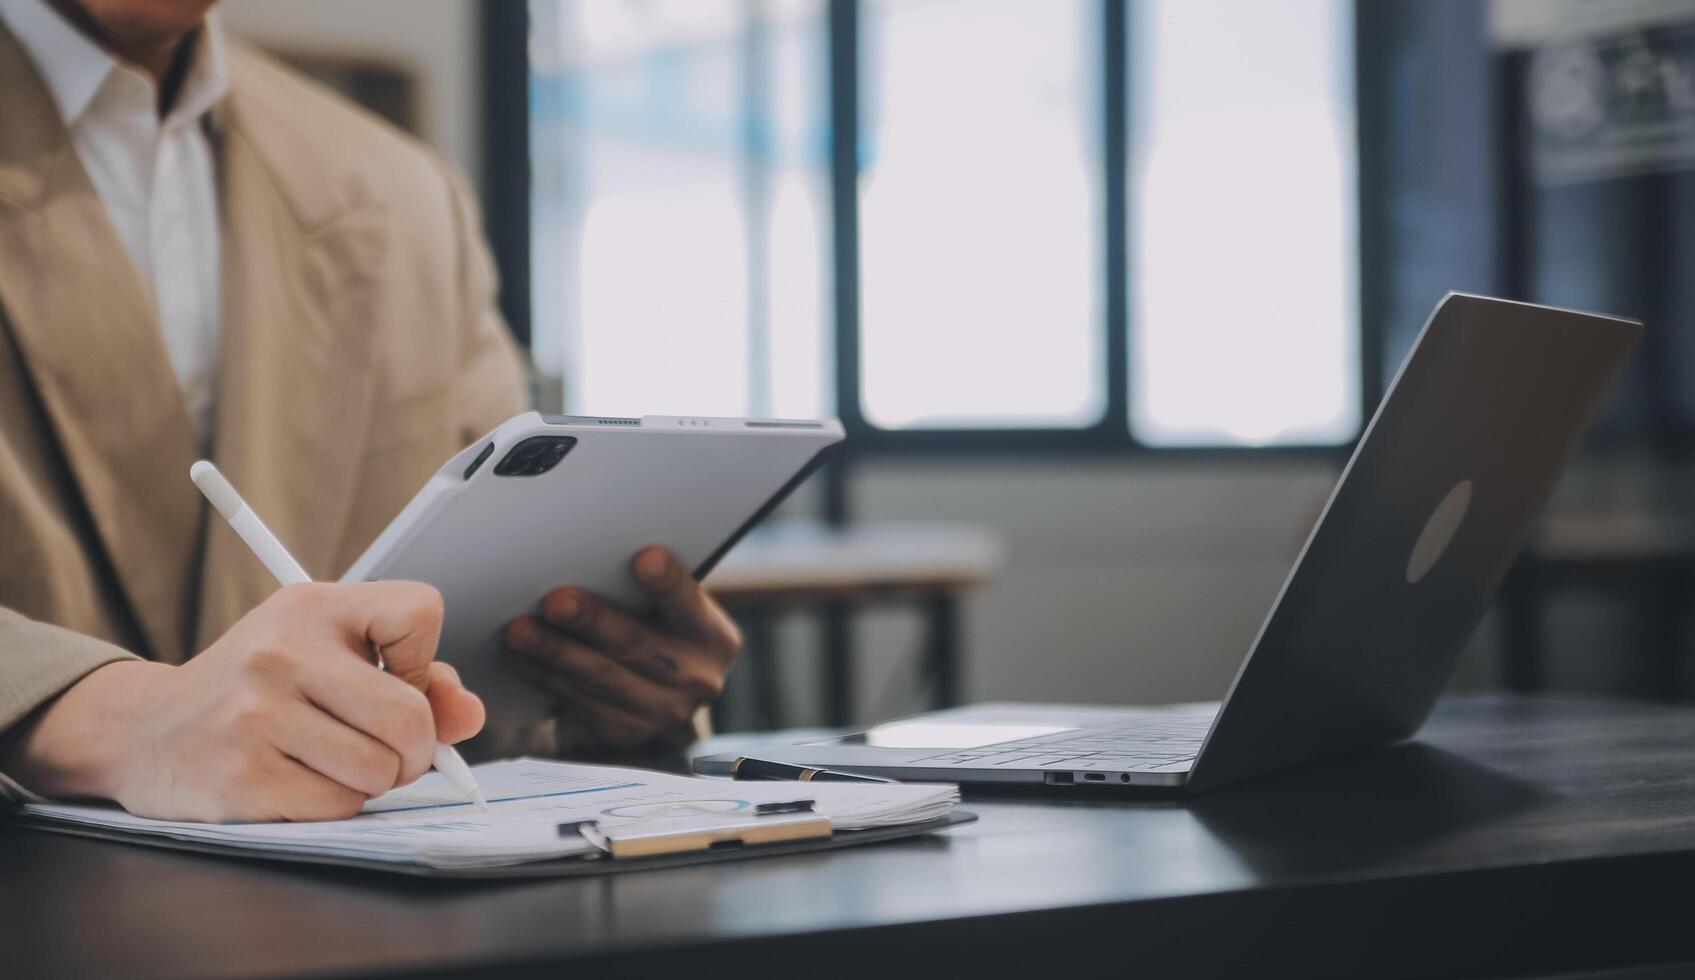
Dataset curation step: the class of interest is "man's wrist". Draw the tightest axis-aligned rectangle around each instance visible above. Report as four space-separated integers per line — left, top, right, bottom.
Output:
0 660 167 802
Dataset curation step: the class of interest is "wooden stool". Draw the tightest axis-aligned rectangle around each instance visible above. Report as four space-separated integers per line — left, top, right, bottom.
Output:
1499 511 1695 700
707 520 1002 730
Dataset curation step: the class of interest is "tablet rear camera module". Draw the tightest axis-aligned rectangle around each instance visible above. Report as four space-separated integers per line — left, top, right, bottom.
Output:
494 436 576 476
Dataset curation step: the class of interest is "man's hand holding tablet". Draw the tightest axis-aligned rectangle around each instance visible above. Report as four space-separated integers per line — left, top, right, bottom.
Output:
502 544 743 752
340 412 842 751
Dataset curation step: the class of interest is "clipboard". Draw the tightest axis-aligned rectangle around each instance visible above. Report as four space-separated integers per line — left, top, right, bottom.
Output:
571 807 835 858
15 811 977 879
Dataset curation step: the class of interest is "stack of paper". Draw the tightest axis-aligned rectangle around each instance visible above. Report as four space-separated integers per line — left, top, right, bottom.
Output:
20 759 960 870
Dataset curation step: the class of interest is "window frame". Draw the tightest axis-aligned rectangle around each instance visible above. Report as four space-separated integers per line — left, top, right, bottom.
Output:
483 0 1383 459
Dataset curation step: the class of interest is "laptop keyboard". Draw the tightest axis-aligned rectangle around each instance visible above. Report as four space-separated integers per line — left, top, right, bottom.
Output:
912 714 1213 771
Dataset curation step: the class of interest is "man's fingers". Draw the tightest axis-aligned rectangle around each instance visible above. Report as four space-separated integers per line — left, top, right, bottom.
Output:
500 649 581 704
540 586 641 651
515 608 716 693
567 700 661 751
425 662 486 745
293 651 436 784
505 620 693 720
258 754 371 822
500 654 659 750
268 701 402 798
631 546 739 652
508 552 740 753
326 581 447 688
539 551 739 665
278 582 480 754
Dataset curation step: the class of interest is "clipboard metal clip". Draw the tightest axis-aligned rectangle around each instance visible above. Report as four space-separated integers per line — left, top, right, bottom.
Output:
558 800 831 859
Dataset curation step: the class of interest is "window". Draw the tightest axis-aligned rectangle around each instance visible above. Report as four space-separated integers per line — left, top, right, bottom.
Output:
516 0 1361 450
858 0 1102 430
1129 0 1359 446
530 0 831 419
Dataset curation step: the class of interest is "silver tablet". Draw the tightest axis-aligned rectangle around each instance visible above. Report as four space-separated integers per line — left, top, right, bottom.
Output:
341 411 843 717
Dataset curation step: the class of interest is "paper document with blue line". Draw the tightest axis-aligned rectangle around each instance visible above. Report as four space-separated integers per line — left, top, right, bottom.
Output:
20 759 960 870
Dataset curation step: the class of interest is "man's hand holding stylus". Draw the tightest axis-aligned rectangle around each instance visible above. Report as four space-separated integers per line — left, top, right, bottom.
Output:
0 582 485 822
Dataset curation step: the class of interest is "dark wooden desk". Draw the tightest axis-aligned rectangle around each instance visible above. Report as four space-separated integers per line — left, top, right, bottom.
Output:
7 695 1695 979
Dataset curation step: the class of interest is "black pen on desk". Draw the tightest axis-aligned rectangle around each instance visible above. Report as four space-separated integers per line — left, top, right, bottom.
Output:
730 757 897 784
754 799 817 815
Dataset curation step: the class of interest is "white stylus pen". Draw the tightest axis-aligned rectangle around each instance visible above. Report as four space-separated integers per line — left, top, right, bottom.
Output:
190 461 490 812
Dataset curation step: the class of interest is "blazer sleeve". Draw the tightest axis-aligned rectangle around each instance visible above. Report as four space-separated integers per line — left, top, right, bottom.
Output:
0 607 139 806
438 160 529 443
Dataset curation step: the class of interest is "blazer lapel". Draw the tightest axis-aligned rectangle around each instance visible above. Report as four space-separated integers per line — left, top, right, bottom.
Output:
193 47 386 647
0 23 203 663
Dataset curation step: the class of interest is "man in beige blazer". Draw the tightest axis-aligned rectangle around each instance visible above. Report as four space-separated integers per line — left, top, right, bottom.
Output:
0 0 741 821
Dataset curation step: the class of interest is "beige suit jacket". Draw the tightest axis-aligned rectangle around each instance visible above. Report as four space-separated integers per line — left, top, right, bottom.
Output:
0 23 528 790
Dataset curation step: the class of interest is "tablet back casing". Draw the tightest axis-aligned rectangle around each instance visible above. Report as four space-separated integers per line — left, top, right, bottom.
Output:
341 412 842 718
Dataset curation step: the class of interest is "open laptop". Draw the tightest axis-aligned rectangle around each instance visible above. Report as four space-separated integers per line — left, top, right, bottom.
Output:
695 294 1641 792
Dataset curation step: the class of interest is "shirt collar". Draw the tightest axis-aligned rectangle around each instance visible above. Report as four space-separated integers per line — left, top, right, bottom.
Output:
165 12 229 132
0 0 228 128
0 0 114 123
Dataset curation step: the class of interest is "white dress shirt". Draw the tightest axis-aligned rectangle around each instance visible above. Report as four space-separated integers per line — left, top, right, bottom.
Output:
0 0 228 446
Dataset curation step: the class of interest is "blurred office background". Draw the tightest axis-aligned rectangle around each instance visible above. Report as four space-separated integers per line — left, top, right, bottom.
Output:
222 0 1695 729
